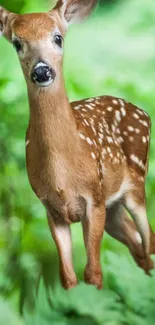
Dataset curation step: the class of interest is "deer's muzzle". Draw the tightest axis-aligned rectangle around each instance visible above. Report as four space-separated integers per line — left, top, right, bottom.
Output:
31 62 55 87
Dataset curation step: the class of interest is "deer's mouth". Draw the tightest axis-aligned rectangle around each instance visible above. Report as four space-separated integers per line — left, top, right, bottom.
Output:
31 62 56 87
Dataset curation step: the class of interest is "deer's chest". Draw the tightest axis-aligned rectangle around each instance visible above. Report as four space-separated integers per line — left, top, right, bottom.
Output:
26 144 90 223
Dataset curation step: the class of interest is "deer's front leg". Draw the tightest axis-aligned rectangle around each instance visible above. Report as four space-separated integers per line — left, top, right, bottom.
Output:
82 204 106 289
47 213 77 289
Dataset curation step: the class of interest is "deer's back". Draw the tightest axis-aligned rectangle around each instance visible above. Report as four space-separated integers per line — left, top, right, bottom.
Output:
72 95 151 181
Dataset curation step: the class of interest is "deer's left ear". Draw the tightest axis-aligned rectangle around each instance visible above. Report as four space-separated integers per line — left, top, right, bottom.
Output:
52 0 97 25
0 6 16 41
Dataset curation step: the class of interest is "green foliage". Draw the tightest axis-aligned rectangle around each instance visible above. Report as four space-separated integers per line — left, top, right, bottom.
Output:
0 0 155 323
0 298 23 325
25 281 121 325
1 253 155 325
23 254 155 325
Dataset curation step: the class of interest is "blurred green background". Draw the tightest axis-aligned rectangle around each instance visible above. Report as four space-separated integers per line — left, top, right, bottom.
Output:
0 0 155 324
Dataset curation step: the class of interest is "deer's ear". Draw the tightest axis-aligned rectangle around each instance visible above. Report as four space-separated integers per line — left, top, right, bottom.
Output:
52 0 97 25
0 6 16 41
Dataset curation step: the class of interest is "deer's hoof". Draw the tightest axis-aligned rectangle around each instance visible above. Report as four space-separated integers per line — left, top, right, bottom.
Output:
61 274 78 290
84 265 103 289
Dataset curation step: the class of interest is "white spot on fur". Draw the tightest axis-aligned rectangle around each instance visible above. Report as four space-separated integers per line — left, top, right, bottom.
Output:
107 147 111 153
136 109 144 116
93 139 97 147
130 154 145 170
26 139 30 147
116 128 120 134
129 136 134 142
91 152 96 160
84 119 89 126
128 126 134 132
117 152 120 158
112 99 118 105
85 104 94 110
98 132 104 139
107 106 113 112
74 105 80 110
120 107 126 117
98 138 102 145
85 98 94 103
135 232 142 244
102 148 107 155
89 118 94 125
91 126 97 135
139 119 148 127
142 136 147 143
86 137 93 145
107 136 113 143
117 136 124 143
133 113 139 119
119 99 125 107
115 110 121 122
79 132 85 140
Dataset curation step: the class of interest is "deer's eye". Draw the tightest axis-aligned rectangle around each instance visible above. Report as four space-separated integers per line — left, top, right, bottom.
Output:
13 39 22 52
54 35 63 48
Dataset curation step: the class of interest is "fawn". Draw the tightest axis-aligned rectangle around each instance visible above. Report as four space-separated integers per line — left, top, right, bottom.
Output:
0 0 155 289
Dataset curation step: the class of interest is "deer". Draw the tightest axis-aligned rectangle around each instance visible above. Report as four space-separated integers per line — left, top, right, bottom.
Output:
0 0 155 290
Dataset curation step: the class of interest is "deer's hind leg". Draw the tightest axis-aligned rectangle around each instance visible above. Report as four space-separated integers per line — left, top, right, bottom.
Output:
150 227 155 255
105 203 154 273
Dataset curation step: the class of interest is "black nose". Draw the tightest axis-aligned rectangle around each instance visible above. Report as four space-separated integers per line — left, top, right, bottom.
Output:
31 63 55 85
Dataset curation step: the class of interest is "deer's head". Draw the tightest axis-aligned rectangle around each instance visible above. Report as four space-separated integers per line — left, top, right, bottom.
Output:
0 0 97 89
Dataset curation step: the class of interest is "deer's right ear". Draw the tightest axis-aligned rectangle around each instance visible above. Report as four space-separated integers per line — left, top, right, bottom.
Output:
0 6 15 41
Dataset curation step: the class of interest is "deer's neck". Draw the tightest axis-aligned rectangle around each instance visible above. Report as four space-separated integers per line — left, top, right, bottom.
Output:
27 82 78 154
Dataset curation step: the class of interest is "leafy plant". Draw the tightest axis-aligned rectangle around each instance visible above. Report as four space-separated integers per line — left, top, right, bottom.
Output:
23 254 155 325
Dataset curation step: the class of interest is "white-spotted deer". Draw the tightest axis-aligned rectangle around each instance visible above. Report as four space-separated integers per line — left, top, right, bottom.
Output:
0 0 155 289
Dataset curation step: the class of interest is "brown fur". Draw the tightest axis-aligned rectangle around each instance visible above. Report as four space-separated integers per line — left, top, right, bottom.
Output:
13 13 56 40
1 0 155 289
